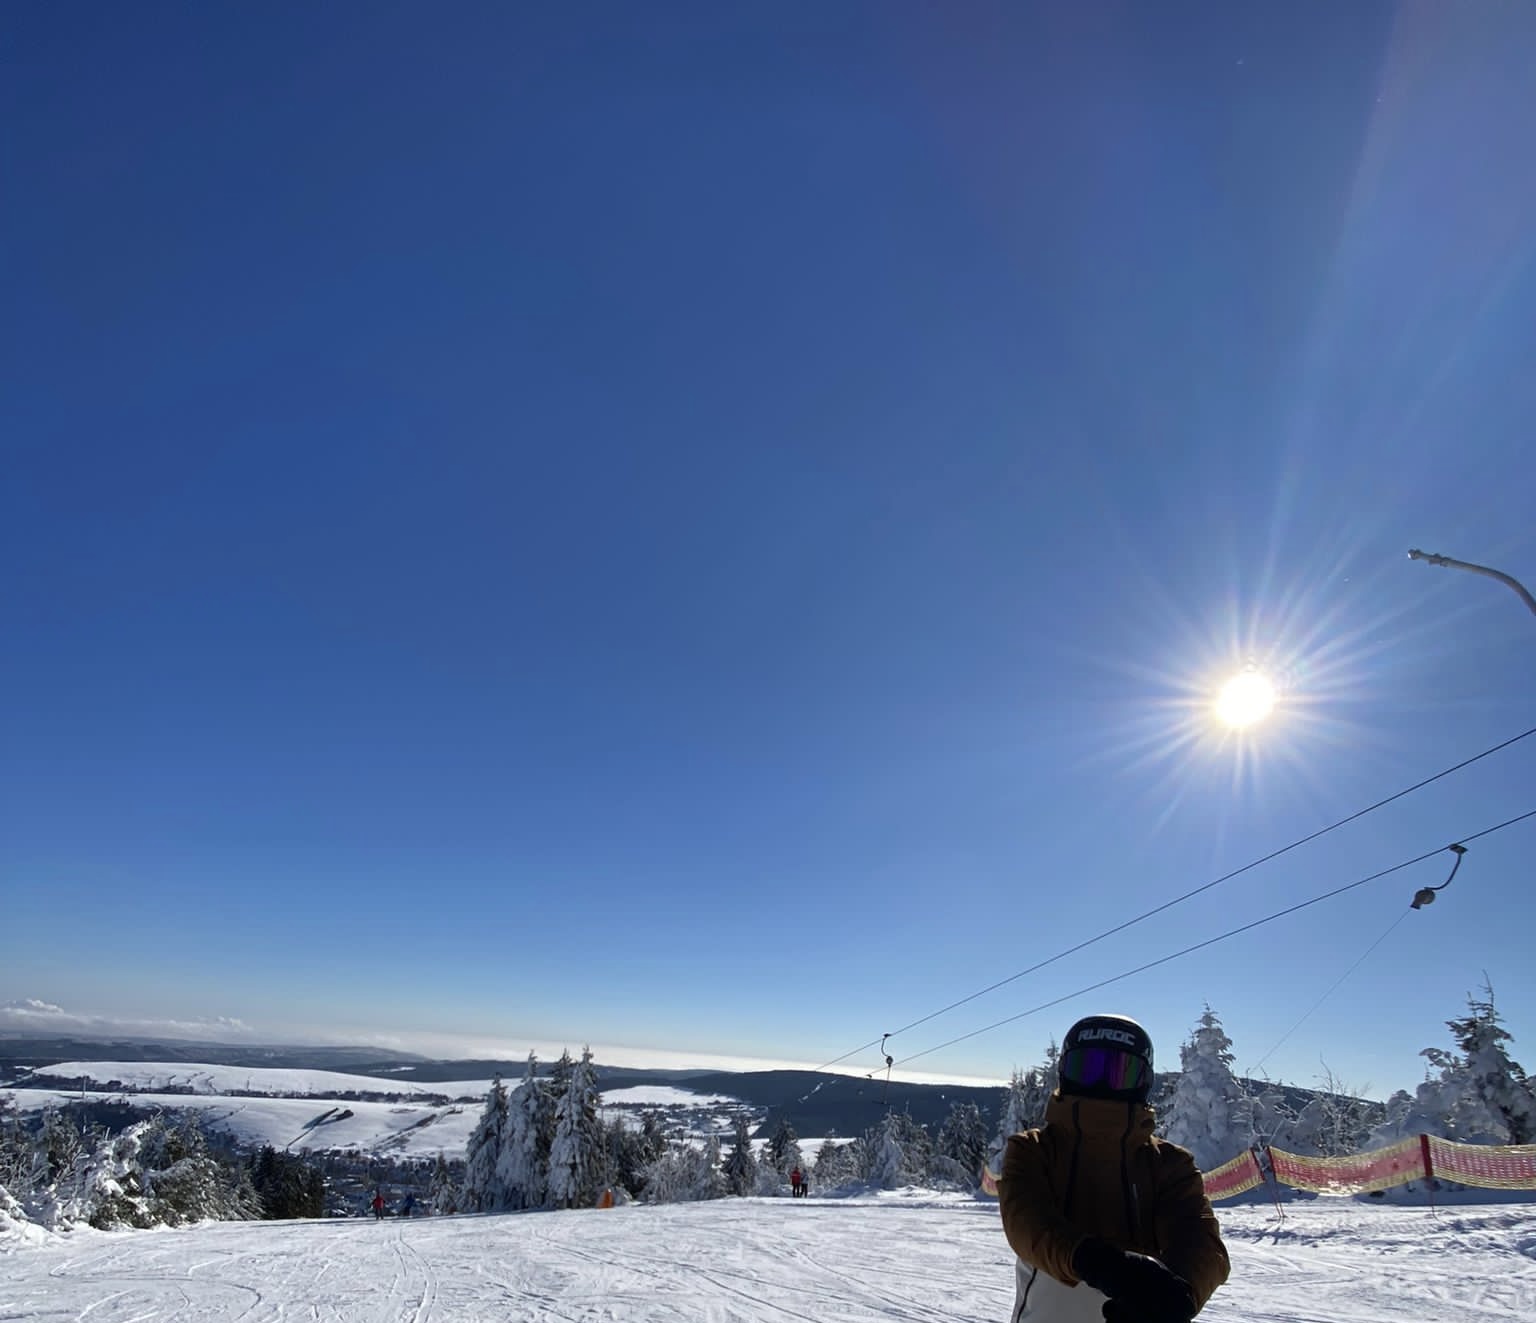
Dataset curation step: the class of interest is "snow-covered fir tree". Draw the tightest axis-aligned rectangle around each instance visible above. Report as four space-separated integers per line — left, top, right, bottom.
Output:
763 1115 802 1178
33 1108 86 1196
638 1135 720 1204
1414 982 1536 1144
867 1109 931 1189
462 1077 510 1212
0 1096 30 1196
934 1099 989 1187
991 1048 1056 1168
692 1135 726 1201
612 1109 667 1198
30 1115 258 1231
546 1046 606 1209
248 1146 324 1219
812 1136 862 1191
138 1114 260 1225
721 1115 758 1196
1157 1006 1254 1171
496 1054 553 1210
428 1152 460 1214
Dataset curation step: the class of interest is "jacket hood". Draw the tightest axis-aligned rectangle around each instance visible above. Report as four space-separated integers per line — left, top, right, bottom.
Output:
1046 1090 1157 1145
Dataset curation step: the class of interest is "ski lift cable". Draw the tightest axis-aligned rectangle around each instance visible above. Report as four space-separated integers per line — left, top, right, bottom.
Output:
1247 841 1468 1075
800 726 1532 1082
890 806 1536 1069
868 724 1536 1051
1248 910 1413 1077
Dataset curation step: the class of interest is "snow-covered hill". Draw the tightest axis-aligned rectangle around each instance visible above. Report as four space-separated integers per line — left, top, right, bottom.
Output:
3 1191 1532 1322
19 1060 480 1099
1 1069 755 1162
3 1086 481 1159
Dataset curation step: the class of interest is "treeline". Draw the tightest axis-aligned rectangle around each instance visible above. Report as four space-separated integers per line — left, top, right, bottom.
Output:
0 1100 333 1231
458 1046 1000 1209
1151 986 1535 1173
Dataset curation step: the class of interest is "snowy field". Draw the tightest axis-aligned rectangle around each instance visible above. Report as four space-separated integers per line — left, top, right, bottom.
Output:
0 1081 747 1163
13 1062 488 1101
2 1087 481 1160
15 1066 740 1113
2 1192 1532 1322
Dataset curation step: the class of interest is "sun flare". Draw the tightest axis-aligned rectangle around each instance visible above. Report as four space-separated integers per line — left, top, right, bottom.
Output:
1215 671 1276 728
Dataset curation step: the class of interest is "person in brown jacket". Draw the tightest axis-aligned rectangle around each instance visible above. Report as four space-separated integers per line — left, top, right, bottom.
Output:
998 1015 1229 1323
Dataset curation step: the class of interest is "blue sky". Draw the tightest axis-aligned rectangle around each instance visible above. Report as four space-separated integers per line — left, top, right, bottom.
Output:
3 2 1534 1098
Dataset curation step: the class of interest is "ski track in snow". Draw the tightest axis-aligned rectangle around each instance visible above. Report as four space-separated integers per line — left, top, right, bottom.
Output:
3 1197 1533 1322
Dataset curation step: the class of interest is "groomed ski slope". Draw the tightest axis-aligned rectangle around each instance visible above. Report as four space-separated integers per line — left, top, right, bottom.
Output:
4 1192 1533 1323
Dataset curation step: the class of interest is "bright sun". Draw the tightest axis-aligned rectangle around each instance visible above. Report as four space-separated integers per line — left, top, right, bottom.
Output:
1215 671 1276 728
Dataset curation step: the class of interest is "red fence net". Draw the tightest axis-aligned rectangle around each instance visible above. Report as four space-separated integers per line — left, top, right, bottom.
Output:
1265 1136 1425 1196
988 1135 1536 1203
1425 1135 1536 1190
1201 1149 1263 1201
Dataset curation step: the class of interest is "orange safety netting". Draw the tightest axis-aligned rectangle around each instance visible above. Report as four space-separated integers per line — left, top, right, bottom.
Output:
1201 1149 1264 1202
1266 1136 1425 1196
1425 1135 1536 1190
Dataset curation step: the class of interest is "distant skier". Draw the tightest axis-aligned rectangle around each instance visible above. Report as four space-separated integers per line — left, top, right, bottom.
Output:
790 1166 803 1198
371 1190 386 1220
997 1014 1229 1323
400 1193 416 1218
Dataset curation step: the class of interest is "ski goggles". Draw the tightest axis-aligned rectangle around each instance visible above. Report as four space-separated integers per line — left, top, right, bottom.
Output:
1061 1045 1148 1092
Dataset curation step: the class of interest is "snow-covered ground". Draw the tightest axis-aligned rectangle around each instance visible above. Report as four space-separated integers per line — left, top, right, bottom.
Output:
15 1067 742 1112
1 1079 750 1162
2 1192 1531 1322
599 1085 738 1107
2 1086 478 1160
14 1062 487 1100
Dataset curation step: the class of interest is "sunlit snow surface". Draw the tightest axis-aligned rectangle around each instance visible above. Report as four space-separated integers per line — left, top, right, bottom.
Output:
2 1193 1532 1322
19 1063 480 1099
0 1082 748 1162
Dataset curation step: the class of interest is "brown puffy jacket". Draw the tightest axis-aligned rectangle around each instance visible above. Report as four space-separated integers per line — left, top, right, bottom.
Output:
998 1092 1229 1311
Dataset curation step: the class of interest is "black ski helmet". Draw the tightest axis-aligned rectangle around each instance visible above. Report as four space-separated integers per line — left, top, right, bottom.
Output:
1059 1014 1155 1103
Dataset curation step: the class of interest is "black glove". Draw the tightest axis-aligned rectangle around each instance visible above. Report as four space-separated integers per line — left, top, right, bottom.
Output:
1102 1299 1197 1323
1072 1239 1196 1323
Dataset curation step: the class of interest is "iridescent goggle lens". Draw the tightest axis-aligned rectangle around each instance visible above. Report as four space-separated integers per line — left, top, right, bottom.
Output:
1062 1045 1147 1091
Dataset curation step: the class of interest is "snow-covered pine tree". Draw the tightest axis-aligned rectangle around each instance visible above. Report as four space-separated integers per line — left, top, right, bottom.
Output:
764 1115 802 1178
812 1136 861 1191
51 1119 160 1230
0 1095 32 1199
547 1046 605 1209
427 1152 458 1214
22 1110 102 1230
990 1050 1055 1168
1157 1006 1254 1172
548 1049 575 1105
139 1113 259 1225
1417 981 1536 1144
497 1054 554 1209
639 1137 697 1204
934 1100 989 1187
867 1110 931 1189
721 1114 758 1196
462 1076 510 1211
611 1109 667 1199
691 1135 726 1202
34 1107 85 1192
